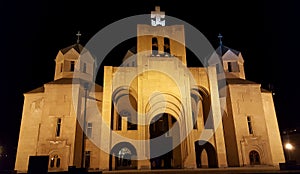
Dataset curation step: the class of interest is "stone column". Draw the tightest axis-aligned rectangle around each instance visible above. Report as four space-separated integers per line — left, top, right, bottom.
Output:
208 66 227 167
137 59 151 170
99 66 113 170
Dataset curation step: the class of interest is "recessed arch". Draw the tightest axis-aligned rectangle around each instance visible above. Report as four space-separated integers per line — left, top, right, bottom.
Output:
191 87 211 129
194 140 218 168
48 151 63 169
147 102 183 124
111 86 138 131
112 86 138 104
150 113 182 169
110 142 137 170
249 150 261 165
145 92 185 124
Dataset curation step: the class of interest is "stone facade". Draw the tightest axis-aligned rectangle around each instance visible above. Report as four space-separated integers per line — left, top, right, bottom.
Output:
15 6 285 173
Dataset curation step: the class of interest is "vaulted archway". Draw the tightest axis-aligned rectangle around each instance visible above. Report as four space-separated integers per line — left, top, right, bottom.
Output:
150 113 182 169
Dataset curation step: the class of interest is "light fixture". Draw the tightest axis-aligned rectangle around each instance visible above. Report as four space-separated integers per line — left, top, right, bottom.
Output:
285 143 294 150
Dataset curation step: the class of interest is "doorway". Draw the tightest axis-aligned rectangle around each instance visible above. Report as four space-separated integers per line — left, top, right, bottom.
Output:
150 113 181 169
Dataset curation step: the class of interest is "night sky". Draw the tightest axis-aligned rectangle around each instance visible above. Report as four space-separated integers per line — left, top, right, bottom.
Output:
1 0 300 170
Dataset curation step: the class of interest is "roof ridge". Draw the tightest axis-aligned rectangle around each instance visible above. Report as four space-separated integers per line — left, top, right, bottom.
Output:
216 45 240 57
60 43 84 54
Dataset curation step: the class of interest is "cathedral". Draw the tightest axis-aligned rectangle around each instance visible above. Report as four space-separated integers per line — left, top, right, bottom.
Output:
15 6 285 173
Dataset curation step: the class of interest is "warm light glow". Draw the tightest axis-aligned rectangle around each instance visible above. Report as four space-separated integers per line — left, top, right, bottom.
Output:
285 143 294 150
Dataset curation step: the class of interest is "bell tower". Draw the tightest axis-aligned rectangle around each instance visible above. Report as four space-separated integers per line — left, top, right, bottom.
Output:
216 34 246 79
137 6 187 65
54 32 95 82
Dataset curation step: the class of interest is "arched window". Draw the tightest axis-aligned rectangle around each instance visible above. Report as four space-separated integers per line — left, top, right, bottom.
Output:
118 147 132 167
50 157 55 168
56 157 61 168
110 142 137 170
49 155 61 168
164 37 170 56
152 37 158 56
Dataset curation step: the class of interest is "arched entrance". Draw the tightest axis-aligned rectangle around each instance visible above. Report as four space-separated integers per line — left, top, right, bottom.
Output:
195 140 218 168
249 150 260 165
110 142 137 170
150 113 181 169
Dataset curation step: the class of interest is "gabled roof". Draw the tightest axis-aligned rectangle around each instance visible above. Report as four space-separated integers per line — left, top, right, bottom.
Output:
129 46 137 54
46 78 103 92
226 78 258 85
46 78 78 84
261 88 272 93
26 86 45 94
216 45 240 57
60 43 84 54
27 78 103 93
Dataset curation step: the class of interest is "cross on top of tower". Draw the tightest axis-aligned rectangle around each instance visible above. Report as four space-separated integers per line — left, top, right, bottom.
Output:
151 6 165 26
76 31 82 44
218 33 223 46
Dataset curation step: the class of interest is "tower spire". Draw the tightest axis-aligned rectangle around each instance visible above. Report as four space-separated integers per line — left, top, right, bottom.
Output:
76 31 81 44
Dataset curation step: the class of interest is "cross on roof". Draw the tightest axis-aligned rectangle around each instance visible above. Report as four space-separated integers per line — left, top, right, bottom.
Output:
76 31 81 44
218 33 223 46
151 6 165 26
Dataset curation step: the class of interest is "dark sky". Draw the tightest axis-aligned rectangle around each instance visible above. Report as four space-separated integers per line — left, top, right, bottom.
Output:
1 0 300 169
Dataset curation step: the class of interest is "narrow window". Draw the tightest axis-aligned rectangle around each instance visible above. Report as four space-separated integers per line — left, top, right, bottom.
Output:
60 63 63 72
152 37 158 56
70 61 75 71
127 115 137 130
50 155 60 168
50 157 55 168
87 122 92 138
247 116 253 134
85 151 91 169
216 64 221 73
56 118 62 137
83 62 87 73
228 62 233 72
117 114 122 130
192 112 198 129
164 37 170 56
56 158 61 168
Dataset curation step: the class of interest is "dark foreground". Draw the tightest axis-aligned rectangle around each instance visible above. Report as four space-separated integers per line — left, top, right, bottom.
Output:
2 166 300 174
102 167 300 174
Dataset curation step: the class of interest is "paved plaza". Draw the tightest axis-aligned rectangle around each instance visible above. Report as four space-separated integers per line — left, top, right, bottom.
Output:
102 167 300 174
